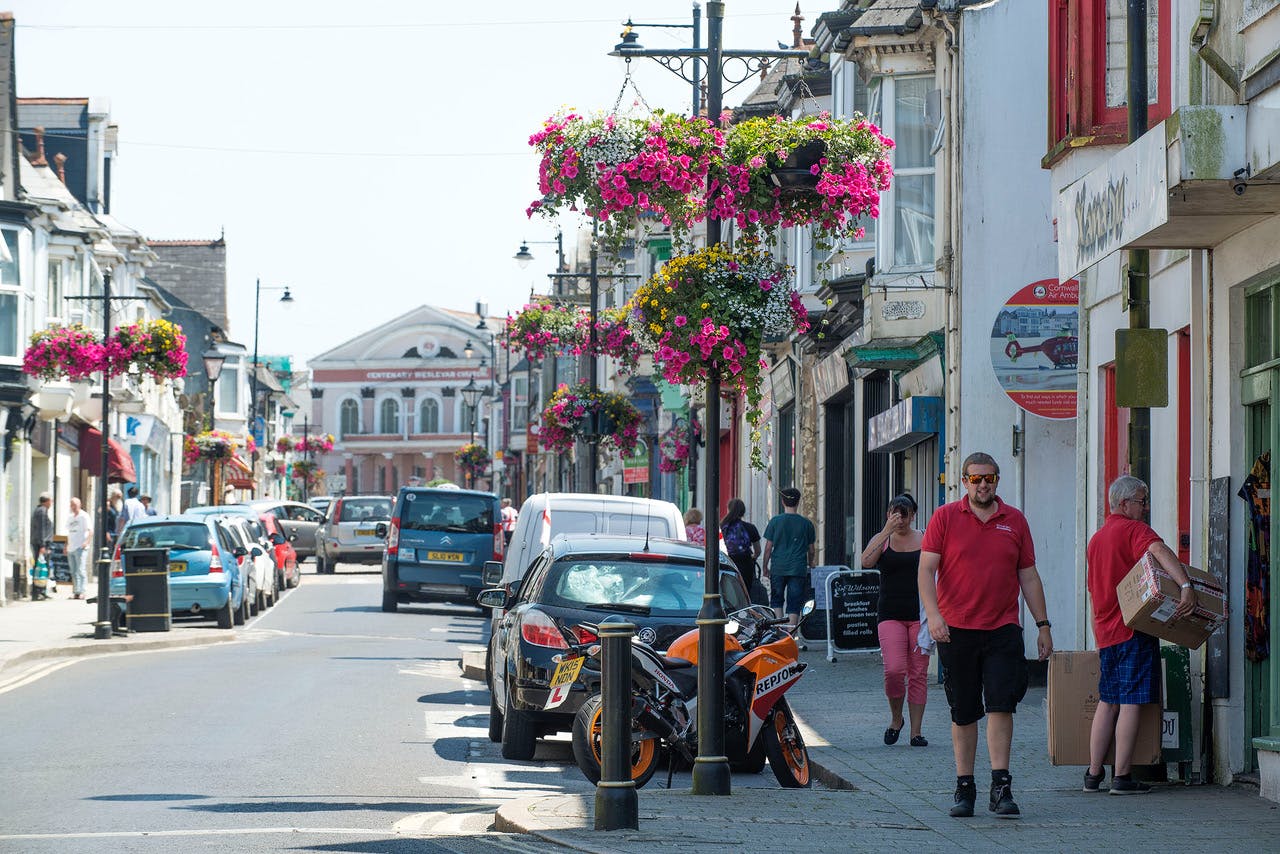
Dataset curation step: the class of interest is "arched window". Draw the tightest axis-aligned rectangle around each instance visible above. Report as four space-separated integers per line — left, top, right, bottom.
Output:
380 398 400 434
419 398 440 434
339 399 360 438
460 401 478 436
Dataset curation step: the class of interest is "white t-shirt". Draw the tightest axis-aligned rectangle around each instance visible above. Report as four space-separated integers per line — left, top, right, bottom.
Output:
67 510 93 552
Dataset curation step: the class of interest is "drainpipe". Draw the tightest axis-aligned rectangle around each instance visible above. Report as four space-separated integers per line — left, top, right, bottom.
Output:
1127 0 1151 494
1074 297 1092 648
932 7 962 498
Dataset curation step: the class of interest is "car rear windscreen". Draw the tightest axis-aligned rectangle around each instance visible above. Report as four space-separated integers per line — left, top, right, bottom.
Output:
339 498 393 522
547 510 677 538
543 558 748 615
120 523 210 552
400 494 494 533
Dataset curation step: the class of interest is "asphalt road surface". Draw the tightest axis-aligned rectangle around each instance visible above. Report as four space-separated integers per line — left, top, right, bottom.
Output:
0 563 595 853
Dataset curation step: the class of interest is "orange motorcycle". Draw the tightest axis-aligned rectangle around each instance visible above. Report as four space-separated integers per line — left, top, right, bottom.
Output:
568 602 814 788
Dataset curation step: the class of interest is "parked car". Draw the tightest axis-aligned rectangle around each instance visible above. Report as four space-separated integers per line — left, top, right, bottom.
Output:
111 516 247 629
498 493 687 589
308 496 334 518
315 494 394 574
259 512 300 589
382 487 502 611
221 515 278 613
481 534 750 760
248 500 325 560
185 505 281 606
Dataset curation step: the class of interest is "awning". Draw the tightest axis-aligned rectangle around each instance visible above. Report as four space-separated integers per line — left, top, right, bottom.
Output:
868 396 942 454
225 475 254 489
78 426 138 484
227 453 252 476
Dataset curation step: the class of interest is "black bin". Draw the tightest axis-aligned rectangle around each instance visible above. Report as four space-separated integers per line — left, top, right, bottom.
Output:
123 547 172 632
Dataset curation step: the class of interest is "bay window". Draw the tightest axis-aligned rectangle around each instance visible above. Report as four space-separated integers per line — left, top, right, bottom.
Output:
218 356 241 413
867 75 936 271
0 229 21 359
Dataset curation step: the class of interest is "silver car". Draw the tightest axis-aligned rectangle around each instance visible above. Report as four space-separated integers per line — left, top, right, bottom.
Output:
315 495 394 574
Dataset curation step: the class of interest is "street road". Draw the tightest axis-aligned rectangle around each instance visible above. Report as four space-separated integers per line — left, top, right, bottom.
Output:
0 566 592 853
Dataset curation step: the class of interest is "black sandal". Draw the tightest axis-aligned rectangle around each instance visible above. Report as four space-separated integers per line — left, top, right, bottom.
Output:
884 726 901 745
910 735 928 747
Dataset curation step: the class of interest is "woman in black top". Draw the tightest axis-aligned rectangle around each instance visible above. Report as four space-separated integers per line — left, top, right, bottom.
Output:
860 493 929 747
720 497 762 602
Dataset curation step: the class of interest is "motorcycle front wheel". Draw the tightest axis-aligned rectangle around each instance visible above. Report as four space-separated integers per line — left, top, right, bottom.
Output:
571 694 661 788
763 697 811 788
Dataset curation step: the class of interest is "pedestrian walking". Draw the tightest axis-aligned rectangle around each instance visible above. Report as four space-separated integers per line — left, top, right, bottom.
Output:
861 493 929 748
1085 475 1194 795
30 493 53 566
118 487 146 533
500 498 518 547
720 497 763 603
105 489 123 547
66 497 93 599
140 494 158 516
761 487 816 629
684 508 706 546
919 452 1053 820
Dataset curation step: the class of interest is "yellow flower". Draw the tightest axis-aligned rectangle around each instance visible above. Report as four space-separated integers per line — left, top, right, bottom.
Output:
701 302 710 309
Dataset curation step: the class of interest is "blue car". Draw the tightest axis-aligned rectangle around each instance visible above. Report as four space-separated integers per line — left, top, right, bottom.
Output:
382 487 502 611
112 516 247 629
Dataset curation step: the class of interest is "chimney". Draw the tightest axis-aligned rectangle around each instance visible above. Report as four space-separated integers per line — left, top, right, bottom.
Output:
31 126 47 166
792 4 804 50
53 152 67 183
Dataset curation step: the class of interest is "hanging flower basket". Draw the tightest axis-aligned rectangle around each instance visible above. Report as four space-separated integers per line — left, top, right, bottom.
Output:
291 459 325 492
276 436 293 453
183 430 248 471
113 319 189 380
454 442 491 481
586 308 644 375
540 382 642 457
657 428 692 474
295 434 335 454
22 324 102 381
527 110 725 246
504 300 584 361
628 244 808 470
714 112 894 243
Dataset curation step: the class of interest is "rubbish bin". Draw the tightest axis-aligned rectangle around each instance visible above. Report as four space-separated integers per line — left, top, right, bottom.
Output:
123 547 171 632
1161 644 1194 770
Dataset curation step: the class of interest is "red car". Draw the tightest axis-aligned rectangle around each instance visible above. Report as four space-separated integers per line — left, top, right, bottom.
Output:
259 512 301 590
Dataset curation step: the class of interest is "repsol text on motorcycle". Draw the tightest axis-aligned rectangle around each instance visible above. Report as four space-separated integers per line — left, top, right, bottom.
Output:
561 602 816 789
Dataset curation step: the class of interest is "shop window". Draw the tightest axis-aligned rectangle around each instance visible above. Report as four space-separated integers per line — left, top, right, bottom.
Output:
1046 0 1171 161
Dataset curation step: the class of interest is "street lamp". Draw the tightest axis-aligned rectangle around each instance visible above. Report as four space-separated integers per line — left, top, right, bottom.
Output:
459 378 483 488
476 312 500 496
609 1 808 798
250 279 294 498
201 346 226 432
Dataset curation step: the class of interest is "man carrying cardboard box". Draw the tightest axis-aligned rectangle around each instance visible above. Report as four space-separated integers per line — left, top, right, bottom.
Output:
1085 475 1194 795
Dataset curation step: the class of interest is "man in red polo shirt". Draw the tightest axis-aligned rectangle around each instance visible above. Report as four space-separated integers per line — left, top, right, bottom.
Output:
919 452 1053 820
1085 475 1193 795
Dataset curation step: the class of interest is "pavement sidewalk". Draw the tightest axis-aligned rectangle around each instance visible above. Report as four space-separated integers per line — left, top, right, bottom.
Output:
495 646 1280 853
0 583 234 689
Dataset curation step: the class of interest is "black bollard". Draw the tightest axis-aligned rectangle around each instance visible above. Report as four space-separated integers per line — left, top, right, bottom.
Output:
594 620 639 831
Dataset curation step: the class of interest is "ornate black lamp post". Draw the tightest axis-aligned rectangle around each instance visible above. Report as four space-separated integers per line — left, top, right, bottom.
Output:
459 377 483 488
248 281 293 496
610 1 806 797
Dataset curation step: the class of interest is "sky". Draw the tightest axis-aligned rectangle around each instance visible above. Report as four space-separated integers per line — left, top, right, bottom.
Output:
11 0 815 366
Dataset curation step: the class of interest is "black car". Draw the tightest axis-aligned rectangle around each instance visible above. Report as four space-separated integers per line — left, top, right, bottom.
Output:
480 533 750 761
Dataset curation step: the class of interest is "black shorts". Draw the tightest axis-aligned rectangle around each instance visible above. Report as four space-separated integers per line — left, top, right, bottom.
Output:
936 624 1028 726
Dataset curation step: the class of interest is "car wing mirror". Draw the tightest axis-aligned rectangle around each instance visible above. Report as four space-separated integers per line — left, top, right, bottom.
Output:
250 546 264 557
233 546 248 558
476 588 508 609
482 560 504 586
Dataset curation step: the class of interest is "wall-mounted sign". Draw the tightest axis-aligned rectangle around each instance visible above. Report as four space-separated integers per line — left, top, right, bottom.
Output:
990 278 1080 420
882 299 927 321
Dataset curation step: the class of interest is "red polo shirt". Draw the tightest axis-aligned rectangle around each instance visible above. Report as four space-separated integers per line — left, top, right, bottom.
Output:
921 497 1036 631
1086 513 1161 648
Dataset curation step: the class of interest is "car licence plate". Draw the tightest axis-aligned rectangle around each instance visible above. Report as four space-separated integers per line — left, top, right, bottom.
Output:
168 561 187 574
427 551 464 562
356 527 377 536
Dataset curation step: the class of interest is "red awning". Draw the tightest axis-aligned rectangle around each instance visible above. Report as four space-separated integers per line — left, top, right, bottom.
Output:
78 426 138 484
225 475 255 489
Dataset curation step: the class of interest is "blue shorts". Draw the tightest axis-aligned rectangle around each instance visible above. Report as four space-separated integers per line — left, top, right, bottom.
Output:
1099 632 1160 705
770 574 807 614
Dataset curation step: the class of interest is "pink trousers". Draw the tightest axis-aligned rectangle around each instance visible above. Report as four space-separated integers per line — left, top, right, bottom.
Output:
878 619 929 706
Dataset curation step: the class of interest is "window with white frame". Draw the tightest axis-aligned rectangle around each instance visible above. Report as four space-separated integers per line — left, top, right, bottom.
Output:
460 400 478 436
419 397 440 433
0 229 21 359
339 398 360 437
379 398 400 434
831 61 876 249
511 376 528 430
867 75 936 270
217 356 241 413
47 258 65 321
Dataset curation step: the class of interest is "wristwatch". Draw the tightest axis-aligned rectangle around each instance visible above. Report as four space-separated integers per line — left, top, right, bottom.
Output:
1035 619 1052 629
1180 582 1193 590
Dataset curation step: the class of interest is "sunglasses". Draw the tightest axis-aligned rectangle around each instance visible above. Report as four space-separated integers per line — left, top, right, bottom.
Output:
1125 496 1150 507
963 473 1000 485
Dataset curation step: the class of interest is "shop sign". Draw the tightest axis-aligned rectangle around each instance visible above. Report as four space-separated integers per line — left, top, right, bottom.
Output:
1057 126 1168 280
990 279 1080 420
815 348 852 403
623 441 649 485
770 359 796 408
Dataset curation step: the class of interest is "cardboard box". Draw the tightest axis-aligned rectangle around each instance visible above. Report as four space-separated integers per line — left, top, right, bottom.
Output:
1047 650 1162 766
1116 554 1227 649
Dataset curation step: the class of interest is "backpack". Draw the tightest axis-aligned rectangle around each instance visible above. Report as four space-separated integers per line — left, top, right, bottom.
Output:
722 520 752 556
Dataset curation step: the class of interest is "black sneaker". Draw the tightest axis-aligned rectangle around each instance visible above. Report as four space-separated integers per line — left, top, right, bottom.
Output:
1109 777 1152 795
949 780 976 817
989 777 1021 818
1083 769 1105 792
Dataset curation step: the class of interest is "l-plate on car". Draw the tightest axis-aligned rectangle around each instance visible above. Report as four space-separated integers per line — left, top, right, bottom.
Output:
480 533 750 761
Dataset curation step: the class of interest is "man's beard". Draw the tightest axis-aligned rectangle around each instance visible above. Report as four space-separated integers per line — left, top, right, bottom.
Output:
969 492 995 508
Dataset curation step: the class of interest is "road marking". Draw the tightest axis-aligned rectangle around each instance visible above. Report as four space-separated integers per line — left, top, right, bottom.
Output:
0 827 393 840
0 659 79 695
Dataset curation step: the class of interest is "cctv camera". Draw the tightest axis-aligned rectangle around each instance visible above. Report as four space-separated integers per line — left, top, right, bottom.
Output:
1231 177 1247 196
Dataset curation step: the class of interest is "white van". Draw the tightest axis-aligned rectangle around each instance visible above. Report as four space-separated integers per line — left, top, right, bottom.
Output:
498 492 687 587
